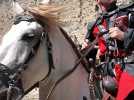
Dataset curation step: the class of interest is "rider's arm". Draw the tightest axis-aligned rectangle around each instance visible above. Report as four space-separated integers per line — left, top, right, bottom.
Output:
81 21 98 61
109 13 134 52
124 28 134 51
124 13 134 51
82 21 95 50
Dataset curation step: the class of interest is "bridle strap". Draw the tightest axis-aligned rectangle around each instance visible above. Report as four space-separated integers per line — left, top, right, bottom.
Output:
14 14 36 24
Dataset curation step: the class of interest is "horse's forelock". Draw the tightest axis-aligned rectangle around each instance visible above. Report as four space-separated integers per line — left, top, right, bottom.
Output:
28 4 63 26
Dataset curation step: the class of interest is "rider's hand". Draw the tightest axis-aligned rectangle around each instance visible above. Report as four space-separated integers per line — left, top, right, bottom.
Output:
109 27 125 41
81 39 90 50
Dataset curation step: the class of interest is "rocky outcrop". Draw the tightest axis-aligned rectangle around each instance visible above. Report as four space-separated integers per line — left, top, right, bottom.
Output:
0 0 13 38
52 0 97 44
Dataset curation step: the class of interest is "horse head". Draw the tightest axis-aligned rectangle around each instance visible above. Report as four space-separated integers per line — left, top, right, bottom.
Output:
0 1 45 99
0 14 43 69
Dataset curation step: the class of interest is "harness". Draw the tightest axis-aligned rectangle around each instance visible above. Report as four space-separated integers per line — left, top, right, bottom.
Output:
83 3 134 99
14 13 36 25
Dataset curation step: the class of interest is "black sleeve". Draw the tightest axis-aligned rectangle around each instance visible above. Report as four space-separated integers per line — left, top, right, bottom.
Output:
123 12 134 52
124 28 134 51
84 21 97 61
85 21 95 42
128 12 134 28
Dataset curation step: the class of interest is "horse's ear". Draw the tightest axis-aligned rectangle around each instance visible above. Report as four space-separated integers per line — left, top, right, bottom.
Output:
12 0 24 15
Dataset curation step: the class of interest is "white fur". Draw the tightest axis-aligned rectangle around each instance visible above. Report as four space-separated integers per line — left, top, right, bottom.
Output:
0 21 43 67
1 21 40 48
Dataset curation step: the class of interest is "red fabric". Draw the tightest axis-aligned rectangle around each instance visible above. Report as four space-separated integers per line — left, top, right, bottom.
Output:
98 38 107 56
114 64 123 82
116 72 134 100
92 17 128 57
92 19 107 56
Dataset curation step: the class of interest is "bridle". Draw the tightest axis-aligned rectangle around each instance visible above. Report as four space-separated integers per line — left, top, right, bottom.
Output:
14 13 36 24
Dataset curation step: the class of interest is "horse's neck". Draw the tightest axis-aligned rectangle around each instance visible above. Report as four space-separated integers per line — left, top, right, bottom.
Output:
39 25 90 100
48 25 78 73
21 36 50 92
21 24 86 94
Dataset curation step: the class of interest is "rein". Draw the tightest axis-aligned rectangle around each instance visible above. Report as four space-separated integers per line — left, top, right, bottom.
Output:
42 27 92 100
0 63 24 100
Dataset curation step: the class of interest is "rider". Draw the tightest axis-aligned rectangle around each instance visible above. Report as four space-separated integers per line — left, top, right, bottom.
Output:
82 0 134 99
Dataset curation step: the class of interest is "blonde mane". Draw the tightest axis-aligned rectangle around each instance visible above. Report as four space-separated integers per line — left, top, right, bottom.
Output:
28 4 63 26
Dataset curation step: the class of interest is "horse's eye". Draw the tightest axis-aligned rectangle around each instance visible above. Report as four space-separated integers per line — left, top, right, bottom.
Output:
22 33 35 40
27 33 35 37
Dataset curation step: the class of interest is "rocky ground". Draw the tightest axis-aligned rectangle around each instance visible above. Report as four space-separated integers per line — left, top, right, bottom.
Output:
0 0 132 100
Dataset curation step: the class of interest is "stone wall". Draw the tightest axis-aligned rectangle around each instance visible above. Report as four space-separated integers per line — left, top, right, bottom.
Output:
52 0 97 44
0 0 13 38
